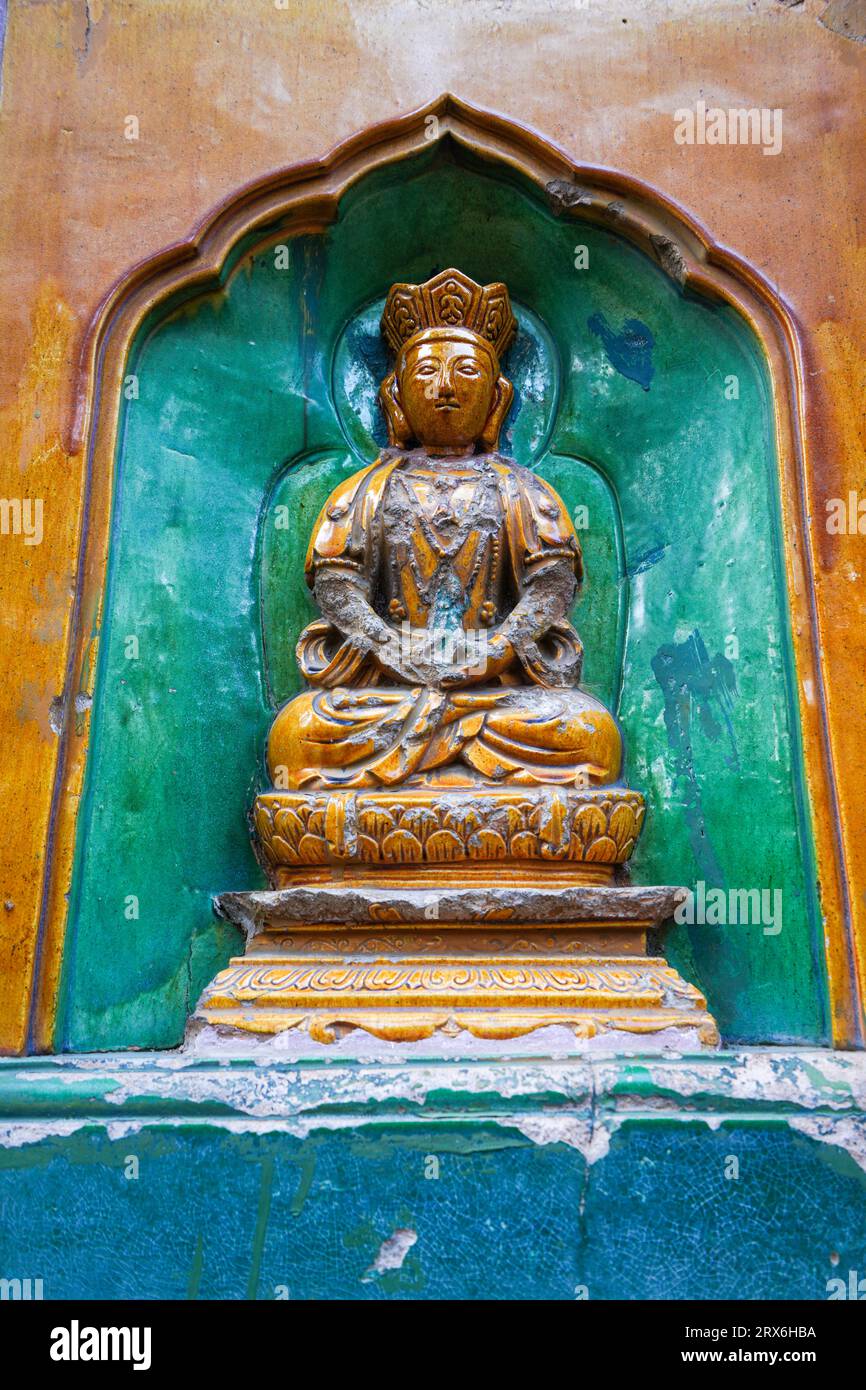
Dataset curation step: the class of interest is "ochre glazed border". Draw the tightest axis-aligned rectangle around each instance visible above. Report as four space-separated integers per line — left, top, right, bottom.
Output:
19 93 862 1052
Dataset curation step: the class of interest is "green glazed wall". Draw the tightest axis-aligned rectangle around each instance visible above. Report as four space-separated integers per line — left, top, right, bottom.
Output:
57 143 826 1050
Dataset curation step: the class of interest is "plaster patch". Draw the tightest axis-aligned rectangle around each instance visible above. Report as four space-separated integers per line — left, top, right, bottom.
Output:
598 1051 866 1113
789 1116 866 1176
94 1057 587 1120
363 1228 418 1280
0 1119 90 1148
500 1111 617 1162
5 1052 866 1152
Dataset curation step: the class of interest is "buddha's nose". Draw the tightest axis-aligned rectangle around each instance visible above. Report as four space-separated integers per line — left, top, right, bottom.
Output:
436 370 457 404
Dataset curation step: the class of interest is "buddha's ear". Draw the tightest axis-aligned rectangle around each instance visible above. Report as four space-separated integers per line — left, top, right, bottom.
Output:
379 372 414 447
480 374 514 452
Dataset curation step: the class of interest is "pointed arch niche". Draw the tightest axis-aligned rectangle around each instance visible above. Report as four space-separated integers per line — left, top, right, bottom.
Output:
31 97 858 1053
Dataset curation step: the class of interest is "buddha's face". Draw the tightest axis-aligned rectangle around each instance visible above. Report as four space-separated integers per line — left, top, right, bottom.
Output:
397 334 497 451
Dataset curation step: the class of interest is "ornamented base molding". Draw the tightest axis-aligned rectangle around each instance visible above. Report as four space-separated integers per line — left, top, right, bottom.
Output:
194 1006 718 1047
193 952 719 1047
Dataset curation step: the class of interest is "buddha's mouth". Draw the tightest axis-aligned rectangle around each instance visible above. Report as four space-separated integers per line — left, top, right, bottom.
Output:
434 401 460 410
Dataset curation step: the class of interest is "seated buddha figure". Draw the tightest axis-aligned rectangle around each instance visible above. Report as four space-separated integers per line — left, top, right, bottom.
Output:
267 269 622 791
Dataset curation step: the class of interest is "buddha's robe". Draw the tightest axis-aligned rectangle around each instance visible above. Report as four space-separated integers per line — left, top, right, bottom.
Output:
267 450 622 788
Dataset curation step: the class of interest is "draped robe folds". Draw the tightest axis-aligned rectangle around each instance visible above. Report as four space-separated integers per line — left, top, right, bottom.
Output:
268 450 622 788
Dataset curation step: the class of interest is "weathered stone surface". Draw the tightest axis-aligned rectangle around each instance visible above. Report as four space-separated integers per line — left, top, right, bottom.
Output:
214 883 685 933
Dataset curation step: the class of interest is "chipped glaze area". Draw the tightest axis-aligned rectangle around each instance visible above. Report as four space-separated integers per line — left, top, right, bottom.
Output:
0 1051 864 1298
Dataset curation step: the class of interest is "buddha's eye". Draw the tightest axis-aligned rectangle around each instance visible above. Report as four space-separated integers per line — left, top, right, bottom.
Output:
413 362 438 377
456 360 482 377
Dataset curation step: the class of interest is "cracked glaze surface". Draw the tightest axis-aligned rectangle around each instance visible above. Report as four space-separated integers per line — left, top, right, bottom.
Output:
1 1050 864 1298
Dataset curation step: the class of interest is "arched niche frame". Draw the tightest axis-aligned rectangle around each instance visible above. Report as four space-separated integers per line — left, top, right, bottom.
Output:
31 95 860 1054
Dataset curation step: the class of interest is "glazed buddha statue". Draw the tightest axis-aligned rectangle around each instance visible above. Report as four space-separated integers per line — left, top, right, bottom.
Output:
268 268 621 792
194 269 718 1050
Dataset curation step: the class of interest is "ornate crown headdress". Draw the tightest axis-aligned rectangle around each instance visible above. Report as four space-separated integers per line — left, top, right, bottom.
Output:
381 268 517 363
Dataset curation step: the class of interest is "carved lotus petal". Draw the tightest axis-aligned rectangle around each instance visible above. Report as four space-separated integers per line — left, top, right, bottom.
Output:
274 808 305 848
573 803 607 847
307 809 326 836
382 829 424 863
357 834 381 862
500 805 527 835
585 834 619 862
467 829 508 860
425 829 465 861
398 807 440 842
442 808 481 836
256 840 278 869
297 833 330 864
359 808 396 838
608 803 638 851
508 830 539 859
268 834 300 865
